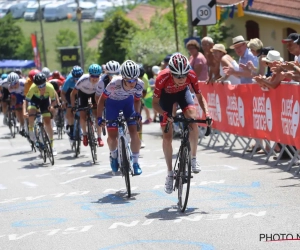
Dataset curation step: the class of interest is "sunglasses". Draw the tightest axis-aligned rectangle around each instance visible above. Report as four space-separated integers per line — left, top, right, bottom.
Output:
90 75 100 78
172 74 188 79
125 78 137 84
37 83 46 89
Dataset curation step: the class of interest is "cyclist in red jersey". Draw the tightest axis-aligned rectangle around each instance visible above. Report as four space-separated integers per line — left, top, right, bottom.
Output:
152 53 211 194
49 71 66 84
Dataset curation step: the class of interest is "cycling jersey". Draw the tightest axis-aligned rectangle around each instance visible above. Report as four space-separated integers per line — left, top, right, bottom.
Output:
48 75 65 84
0 79 9 89
8 79 25 96
75 74 97 94
24 77 33 97
26 82 56 102
61 73 77 92
49 79 63 93
153 68 201 98
102 76 144 101
95 74 114 97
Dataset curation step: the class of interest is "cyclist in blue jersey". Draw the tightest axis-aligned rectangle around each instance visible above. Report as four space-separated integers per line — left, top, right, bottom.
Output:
61 66 84 140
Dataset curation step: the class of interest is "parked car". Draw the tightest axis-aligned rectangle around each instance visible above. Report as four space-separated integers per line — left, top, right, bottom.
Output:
94 1 114 21
68 1 97 20
44 1 71 21
0 1 28 19
24 1 52 21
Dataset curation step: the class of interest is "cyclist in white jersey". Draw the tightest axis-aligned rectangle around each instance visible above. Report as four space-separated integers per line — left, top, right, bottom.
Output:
97 60 143 175
70 64 104 147
7 72 26 135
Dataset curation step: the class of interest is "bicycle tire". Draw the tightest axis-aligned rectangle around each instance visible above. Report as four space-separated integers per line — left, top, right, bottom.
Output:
40 126 54 165
74 121 81 157
7 111 13 138
12 115 16 138
120 136 131 198
87 120 97 164
177 142 191 212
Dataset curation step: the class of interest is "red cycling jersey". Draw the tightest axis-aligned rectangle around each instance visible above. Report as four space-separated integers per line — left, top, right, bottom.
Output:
153 68 201 98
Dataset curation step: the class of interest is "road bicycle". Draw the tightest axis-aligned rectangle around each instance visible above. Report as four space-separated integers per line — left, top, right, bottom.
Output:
55 107 65 140
105 110 139 198
165 113 211 212
6 99 18 138
24 118 36 152
32 113 54 166
72 111 81 157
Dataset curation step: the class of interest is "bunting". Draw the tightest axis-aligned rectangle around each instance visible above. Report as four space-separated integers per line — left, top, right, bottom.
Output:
216 0 254 21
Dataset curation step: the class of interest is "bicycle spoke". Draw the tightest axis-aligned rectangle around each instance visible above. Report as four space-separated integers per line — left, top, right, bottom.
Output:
120 136 131 198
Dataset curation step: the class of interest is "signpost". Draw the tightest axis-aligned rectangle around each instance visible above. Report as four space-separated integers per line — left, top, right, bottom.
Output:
191 0 217 26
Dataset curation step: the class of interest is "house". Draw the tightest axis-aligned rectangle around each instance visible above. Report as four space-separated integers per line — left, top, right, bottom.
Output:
217 0 300 60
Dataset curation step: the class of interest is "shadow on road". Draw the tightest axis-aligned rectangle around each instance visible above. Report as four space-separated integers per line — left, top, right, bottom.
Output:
18 156 40 162
145 207 208 221
92 191 139 205
90 171 119 179
2 150 34 157
59 150 73 155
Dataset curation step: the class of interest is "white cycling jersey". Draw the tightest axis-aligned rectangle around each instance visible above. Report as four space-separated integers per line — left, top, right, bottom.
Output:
75 74 97 94
102 76 144 101
0 79 9 89
8 79 25 96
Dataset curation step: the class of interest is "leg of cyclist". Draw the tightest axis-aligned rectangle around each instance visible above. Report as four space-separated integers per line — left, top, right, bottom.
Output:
178 87 200 173
107 128 119 172
80 111 88 146
92 94 104 147
27 107 37 142
42 107 56 156
1 88 9 125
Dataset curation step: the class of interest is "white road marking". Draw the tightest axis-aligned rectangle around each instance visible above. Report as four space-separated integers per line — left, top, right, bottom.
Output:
60 175 93 184
21 182 38 188
0 160 9 164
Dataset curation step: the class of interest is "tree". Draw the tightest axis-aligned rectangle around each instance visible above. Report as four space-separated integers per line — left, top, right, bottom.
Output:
0 14 25 59
15 37 34 60
98 10 138 64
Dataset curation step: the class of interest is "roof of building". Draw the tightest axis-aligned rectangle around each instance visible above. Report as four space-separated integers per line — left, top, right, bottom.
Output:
217 0 300 20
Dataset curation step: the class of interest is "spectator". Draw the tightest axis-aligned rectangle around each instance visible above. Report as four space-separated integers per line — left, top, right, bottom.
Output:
186 39 209 81
246 38 274 77
282 33 300 63
161 54 172 70
201 36 220 83
150 66 160 122
224 35 258 83
211 44 240 85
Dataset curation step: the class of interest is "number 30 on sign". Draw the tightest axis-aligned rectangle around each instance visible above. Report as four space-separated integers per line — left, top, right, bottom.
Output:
191 0 217 26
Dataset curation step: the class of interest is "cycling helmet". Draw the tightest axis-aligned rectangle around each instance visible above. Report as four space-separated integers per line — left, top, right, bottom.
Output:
52 71 60 79
33 73 46 86
120 60 140 79
14 69 22 76
138 64 145 78
42 67 51 78
71 65 83 78
105 60 120 74
1 73 8 80
7 72 19 85
168 53 190 75
28 69 40 81
88 64 102 75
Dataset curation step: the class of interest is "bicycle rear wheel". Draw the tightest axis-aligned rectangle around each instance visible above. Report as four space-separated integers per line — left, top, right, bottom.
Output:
87 120 97 164
41 126 54 165
74 121 81 157
177 142 191 212
7 111 14 138
120 136 131 198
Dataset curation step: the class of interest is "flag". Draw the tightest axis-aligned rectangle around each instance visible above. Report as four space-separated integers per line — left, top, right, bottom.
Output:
221 6 230 20
216 6 221 20
248 0 254 7
237 3 244 17
229 5 235 18
31 33 41 69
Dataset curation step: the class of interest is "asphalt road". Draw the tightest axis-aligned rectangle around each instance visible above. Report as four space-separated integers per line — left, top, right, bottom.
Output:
0 114 300 250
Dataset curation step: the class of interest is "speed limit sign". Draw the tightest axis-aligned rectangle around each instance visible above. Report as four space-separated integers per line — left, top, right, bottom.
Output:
191 0 217 26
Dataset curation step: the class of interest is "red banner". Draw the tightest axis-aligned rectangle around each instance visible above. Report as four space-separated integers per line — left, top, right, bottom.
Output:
31 33 41 69
195 82 300 148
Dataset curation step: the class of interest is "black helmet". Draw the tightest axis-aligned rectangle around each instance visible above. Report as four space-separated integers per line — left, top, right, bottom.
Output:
33 73 47 85
138 64 145 78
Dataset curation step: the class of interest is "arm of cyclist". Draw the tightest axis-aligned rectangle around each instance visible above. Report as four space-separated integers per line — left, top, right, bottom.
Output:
97 94 107 127
70 88 78 111
60 90 67 109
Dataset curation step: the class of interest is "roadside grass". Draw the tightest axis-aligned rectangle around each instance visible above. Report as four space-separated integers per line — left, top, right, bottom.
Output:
16 19 94 70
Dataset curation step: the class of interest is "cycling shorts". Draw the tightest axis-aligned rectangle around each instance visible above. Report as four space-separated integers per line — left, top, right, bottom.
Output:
27 95 52 117
11 93 24 109
78 90 96 109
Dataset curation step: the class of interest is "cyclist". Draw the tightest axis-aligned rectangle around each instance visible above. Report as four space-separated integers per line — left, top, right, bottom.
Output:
70 63 104 147
95 60 120 103
42 67 51 79
152 53 211 194
97 60 143 175
0 73 9 125
61 65 84 140
49 70 66 84
7 72 26 135
25 73 58 156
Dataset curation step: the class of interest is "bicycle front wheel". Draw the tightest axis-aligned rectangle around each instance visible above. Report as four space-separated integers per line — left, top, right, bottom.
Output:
74 121 81 157
41 126 54 166
120 136 131 198
87 120 97 164
178 142 191 212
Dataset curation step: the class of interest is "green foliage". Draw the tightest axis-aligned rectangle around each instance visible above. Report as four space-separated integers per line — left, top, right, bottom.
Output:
15 37 34 60
148 0 172 8
84 22 103 42
55 29 78 64
98 10 138 64
0 14 25 59
207 21 234 44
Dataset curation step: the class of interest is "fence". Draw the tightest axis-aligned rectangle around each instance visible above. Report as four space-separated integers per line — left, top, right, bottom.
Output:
195 82 300 175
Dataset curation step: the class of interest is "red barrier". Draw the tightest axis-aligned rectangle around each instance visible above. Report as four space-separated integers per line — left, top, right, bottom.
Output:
195 83 300 148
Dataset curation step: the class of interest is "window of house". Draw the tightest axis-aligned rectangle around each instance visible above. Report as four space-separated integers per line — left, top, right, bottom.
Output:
245 20 259 40
286 28 297 61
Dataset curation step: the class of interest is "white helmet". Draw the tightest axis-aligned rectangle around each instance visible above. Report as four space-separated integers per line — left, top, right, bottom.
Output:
42 67 51 78
7 72 19 84
120 60 140 79
168 53 190 75
105 60 120 74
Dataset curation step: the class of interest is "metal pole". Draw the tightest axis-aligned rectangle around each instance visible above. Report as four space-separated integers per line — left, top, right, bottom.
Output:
187 0 193 37
38 0 47 67
75 0 84 69
172 0 179 52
